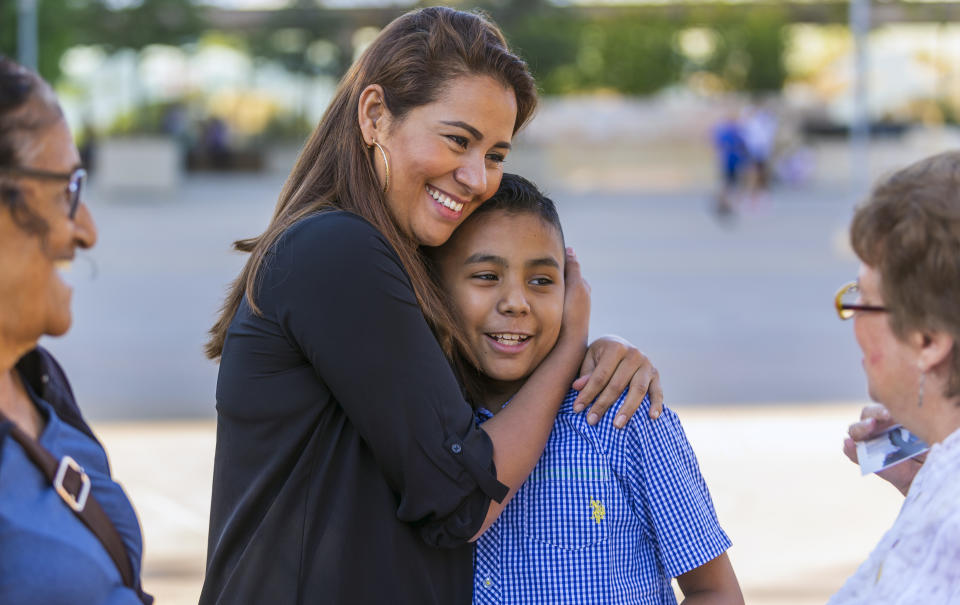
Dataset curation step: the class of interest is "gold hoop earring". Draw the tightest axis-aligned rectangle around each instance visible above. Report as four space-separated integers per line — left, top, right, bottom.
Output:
371 140 390 194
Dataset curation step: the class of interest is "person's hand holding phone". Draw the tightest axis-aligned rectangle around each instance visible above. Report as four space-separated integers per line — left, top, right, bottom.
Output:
843 404 925 496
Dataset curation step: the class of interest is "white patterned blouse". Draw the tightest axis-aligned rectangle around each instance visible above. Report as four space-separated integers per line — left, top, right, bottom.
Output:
828 426 960 605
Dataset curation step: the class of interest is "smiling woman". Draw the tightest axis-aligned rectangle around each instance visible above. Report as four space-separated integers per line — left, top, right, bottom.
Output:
200 7 664 605
0 56 152 605
357 74 517 247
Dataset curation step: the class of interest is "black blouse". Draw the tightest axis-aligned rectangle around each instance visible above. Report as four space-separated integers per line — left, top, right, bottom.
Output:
200 211 507 605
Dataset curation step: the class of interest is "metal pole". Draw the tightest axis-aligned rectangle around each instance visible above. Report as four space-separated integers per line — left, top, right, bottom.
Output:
17 0 39 71
850 0 870 195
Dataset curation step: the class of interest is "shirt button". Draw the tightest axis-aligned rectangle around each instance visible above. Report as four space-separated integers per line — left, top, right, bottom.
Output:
451 442 462 454
483 577 493 588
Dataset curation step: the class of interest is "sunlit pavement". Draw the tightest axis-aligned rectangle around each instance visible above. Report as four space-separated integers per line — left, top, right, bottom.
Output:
94 402 904 605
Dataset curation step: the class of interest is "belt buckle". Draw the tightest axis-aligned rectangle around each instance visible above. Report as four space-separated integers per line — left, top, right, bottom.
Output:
54 455 91 512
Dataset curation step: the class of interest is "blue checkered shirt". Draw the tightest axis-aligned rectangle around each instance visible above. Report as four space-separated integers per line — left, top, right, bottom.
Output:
473 389 731 604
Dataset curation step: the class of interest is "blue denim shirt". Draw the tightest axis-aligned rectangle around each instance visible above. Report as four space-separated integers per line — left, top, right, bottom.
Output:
0 368 146 604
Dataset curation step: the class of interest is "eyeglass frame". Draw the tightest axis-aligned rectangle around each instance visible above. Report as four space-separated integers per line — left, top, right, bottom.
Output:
834 281 888 320
0 166 87 220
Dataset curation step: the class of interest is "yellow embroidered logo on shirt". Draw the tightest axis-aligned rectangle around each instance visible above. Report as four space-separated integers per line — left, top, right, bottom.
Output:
590 499 605 524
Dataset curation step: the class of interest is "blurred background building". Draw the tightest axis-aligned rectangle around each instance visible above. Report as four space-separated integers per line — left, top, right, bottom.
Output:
8 0 960 182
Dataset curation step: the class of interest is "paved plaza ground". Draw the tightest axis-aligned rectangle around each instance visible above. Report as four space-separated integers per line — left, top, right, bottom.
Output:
95 403 905 604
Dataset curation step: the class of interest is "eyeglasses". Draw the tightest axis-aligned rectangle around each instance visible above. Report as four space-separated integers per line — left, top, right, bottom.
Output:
834 281 888 320
0 166 87 219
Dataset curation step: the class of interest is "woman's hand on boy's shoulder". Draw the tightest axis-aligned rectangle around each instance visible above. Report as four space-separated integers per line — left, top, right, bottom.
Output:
572 335 664 429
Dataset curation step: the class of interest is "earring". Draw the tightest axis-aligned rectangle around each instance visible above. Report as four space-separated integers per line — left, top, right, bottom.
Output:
917 363 926 408
370 140 390 194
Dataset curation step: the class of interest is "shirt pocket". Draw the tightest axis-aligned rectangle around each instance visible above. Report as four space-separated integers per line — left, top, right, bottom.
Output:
519 426 612 550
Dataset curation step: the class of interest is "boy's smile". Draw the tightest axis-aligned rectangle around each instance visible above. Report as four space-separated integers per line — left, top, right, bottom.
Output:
436 210 565 404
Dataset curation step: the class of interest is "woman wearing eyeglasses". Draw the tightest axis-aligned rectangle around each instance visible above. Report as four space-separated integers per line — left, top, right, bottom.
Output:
0 57 152 604
828 150 960 603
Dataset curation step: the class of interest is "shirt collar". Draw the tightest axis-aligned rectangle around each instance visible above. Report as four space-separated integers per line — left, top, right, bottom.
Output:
474 388 581 425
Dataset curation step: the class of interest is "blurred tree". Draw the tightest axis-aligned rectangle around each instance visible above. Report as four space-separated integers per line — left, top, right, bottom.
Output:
2 0 87 81
1 0 206 82
737 9 788 92
504 10 681 95
246 4 352 79
79 0 206 51
593 17 680 94
505 10 582 93
694 6 787 93
2 0 789 97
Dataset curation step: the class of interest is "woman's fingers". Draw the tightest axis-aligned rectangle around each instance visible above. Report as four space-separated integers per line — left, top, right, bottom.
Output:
847 417 877 442
573 337 626 411
571 373 591 392
843 404 923 496
572 351 618 414
860 403 891 422
573 338 664 426
848 404 895 441
644 368 664 420
610 349 663 423
583 356 637 425
842 437 859 464
575 345 601 391
563 248 590 303
612 365 661 428
572 345 601 394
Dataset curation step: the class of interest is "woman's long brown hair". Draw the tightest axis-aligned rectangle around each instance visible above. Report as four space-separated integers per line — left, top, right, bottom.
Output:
206 7 538 363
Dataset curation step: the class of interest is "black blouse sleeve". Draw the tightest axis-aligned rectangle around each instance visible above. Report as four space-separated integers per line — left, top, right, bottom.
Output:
261 211 507 546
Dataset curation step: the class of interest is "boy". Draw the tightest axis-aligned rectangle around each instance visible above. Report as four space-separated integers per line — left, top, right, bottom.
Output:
430 174 743 605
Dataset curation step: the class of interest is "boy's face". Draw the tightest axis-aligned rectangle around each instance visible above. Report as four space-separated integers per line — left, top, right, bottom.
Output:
437 210 565 388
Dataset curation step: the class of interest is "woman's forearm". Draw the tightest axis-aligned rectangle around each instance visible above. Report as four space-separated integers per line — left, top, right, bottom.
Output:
470 335 586 540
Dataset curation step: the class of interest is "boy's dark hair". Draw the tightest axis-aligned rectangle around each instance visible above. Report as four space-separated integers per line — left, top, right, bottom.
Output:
470 172 565 246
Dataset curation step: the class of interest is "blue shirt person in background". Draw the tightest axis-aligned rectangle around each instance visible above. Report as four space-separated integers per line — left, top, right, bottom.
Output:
711 112 747 218
429 174 743 604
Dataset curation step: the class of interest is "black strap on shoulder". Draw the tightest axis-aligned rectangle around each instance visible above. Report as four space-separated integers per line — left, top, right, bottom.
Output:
17 348 96 442
0 409 135 589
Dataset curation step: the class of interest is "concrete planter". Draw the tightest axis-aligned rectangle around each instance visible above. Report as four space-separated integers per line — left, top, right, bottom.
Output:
98 137 183 190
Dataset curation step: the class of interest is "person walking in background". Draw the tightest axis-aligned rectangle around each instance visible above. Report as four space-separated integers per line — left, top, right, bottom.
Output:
0 57 152 604
711 110 747 219
200 8 663 605
835 150 960 603
429 174 744 605
740 103 777 204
